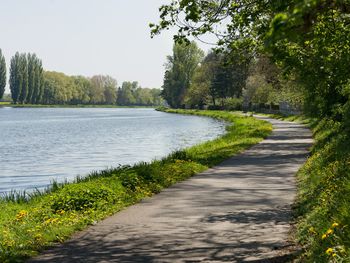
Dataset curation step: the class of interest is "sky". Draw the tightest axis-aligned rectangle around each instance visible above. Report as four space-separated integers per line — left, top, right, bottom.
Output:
0 0 211 92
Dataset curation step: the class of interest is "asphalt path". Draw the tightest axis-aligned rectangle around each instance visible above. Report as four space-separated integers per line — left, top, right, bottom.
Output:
29 115 313 263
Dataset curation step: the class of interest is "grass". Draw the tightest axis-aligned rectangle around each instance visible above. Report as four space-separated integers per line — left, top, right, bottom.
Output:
262 113 350 262
0 109 272 262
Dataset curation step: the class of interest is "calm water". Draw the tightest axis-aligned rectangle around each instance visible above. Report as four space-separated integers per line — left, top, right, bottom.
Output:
0 108 226 193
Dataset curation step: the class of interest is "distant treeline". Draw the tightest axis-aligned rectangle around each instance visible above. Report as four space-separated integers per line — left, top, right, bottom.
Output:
43 72 163 106
0 49 163 106
161 42 302 112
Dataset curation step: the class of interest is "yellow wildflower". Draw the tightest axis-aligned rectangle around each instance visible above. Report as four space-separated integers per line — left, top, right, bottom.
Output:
332 222 339 228
326 229 334 235
322 234 327 240
309 227 316 234
326 248 333 255
44 218 59 224
15 210 28 220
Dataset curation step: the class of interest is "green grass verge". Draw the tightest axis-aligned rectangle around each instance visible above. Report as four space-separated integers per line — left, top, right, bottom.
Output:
263 113 350 262
0 109 272 262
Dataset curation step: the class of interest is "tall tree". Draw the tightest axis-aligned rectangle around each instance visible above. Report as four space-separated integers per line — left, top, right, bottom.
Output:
26 53 35 103
89 75 106 104
162 42 204 108
17 54 28 104
10 52 21 104
32 58 44 104
117 81 136 105
103 76 117 104
185 51 220 107
0 49 6 100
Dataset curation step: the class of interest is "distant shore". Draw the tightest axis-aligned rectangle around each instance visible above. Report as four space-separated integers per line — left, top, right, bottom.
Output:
0 102 156 108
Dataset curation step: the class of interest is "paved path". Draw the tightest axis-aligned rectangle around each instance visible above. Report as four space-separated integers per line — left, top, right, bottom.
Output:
29 116 313 263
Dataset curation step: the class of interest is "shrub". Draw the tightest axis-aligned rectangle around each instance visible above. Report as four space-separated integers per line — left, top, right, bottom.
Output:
49 183 118 212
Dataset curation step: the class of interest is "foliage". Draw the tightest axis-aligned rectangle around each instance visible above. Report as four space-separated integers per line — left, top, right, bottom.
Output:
293 117 350 262
0 110 271 262
152 0 350 119
4 51 162 106
162 41 204 108
185 51 218 108
9 52 43 104
177 48 249 109
0 49 6 100
49 182 120 212
116 81 163 106
41 72 162 106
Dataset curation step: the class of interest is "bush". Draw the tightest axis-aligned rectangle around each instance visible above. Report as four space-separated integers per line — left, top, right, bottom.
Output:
50 183 118 211
222 97 243 111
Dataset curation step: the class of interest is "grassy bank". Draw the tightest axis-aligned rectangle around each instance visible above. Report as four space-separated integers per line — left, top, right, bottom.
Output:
0 110 272 262
265 114 350 262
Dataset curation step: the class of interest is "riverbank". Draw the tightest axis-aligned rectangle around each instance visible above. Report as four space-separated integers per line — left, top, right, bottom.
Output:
0 102 155 108
260 113 350 262
0 110 272 262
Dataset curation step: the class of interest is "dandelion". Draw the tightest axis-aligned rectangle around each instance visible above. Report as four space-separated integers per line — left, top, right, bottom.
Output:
44 218 59 224
309 227 316 234
332 222 339 228
326 248 333 255
34 233 43 241
15 210 28 220
322 234 327 239
326 229 334 235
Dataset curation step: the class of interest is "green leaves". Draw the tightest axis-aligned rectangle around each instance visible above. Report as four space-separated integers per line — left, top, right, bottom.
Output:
162 41 204 108
9 52 43 104
0 49 6 100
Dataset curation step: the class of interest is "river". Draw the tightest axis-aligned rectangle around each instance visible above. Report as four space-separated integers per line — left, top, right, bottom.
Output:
0 107 226 193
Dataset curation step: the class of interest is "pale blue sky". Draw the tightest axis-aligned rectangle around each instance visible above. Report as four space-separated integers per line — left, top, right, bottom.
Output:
0 0 210 91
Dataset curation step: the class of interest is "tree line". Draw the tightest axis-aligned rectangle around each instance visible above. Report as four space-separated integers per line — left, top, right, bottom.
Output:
43 71 162 106
9 52 44 104
162 42 281 111
0 49 162 106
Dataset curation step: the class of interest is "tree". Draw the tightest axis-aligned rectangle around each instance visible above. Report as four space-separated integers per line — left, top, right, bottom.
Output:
185 51 220 108
185 64 210 108
26 53 43 104
102 75 118 104
117 81 136 106
71 76 92 104
17 54 28 104
32 57 44 104
42 71 68 104
162 41 204 108
10 52 21 104
0 49 6 100
89 75 106 104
